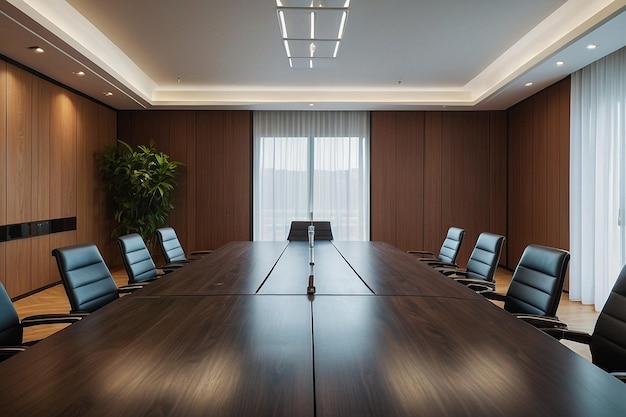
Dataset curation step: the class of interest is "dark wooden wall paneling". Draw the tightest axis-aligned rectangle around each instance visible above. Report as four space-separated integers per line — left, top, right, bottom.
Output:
371 111 508 267
423 112 444 253
507 77 570 270
489 112 508 255
0 60 116 298
169 111 197 255
117 110 251 254
395 112 425 251
370 112 398 245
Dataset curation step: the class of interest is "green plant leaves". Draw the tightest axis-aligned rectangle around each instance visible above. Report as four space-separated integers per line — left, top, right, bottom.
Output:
95 140 181 245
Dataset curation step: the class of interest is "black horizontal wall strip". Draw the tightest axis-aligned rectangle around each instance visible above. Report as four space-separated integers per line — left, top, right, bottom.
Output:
0 217 77 242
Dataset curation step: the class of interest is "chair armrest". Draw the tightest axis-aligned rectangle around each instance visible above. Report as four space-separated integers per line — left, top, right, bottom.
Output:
542 328 592 344
429 262 457 269
158 262 187 273
440 267 465 276
407 250 435 260
611 372 626 382
20 313 87 327
434 267 460 276
190 250 213 256
117 284 144 294
162 262 185 269
418 257 438 262
0 346 27 360
186 251 212 262
452 277 496 292
418 258 454 267
481 291 507 302
465 281 496 292
513 315 568 329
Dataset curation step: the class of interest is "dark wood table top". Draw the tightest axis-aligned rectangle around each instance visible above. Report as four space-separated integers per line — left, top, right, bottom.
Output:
331 241 480 297
140 241 478 298
312 295 626 417
139 241 290 295
1 294 314 417
257 241 373 295
1 241 625 416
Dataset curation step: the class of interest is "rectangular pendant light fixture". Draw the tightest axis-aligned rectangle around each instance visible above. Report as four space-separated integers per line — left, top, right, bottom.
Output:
276 0 350 69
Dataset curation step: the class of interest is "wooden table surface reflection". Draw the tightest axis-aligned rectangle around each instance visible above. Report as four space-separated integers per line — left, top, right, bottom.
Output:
1 241 625 416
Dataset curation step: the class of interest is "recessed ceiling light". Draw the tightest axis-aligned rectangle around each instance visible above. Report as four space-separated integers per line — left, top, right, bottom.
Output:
556 61 564 67
72 71 85 76
525 82 533 87
103 92 113 97
28 46 44 53
586 44 597 50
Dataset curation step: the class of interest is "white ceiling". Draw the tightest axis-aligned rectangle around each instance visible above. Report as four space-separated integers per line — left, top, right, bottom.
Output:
0 0 625 111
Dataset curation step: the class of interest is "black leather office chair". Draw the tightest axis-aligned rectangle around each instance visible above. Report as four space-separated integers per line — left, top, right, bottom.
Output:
117 233 182 284
0 282 84 361
482 244 570 327
156 227 212 264
52 243 142 313
408 226 465 266
543 263 626 382
287 221 334 241
435 232 505 292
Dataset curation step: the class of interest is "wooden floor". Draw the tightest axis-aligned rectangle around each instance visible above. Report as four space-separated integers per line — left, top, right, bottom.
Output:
12 267 598 363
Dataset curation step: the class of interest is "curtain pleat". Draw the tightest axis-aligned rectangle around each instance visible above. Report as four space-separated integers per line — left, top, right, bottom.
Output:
253 111 370 241
570 46 626 310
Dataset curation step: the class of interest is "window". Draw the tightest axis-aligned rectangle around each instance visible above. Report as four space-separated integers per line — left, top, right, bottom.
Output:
570 46 626 310
253 111 369 241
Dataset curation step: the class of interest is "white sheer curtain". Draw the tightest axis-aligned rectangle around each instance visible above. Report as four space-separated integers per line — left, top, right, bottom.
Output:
570 46 626 310
253 111 370 241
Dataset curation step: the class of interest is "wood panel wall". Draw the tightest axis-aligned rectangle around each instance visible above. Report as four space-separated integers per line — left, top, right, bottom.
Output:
0 60 116 298
507 77 570 268
371 111 508 267
117 110 251 254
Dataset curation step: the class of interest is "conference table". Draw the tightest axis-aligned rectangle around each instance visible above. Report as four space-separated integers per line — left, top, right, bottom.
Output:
1 241 625 416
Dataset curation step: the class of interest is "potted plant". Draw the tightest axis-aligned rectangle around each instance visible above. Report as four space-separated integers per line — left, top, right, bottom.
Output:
95 140 181 251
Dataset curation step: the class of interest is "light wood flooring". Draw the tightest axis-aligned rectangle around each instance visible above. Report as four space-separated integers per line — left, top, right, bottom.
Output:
12 267 599 363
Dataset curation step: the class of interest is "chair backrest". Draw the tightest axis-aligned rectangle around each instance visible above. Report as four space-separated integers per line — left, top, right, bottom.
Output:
0 283 23 346
52 243 119 313
287 221 334 241
156 227 187 263
590 264 626 372
118 233 159 284
465 232 505 282
438 227 465 264
503 245 570 316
